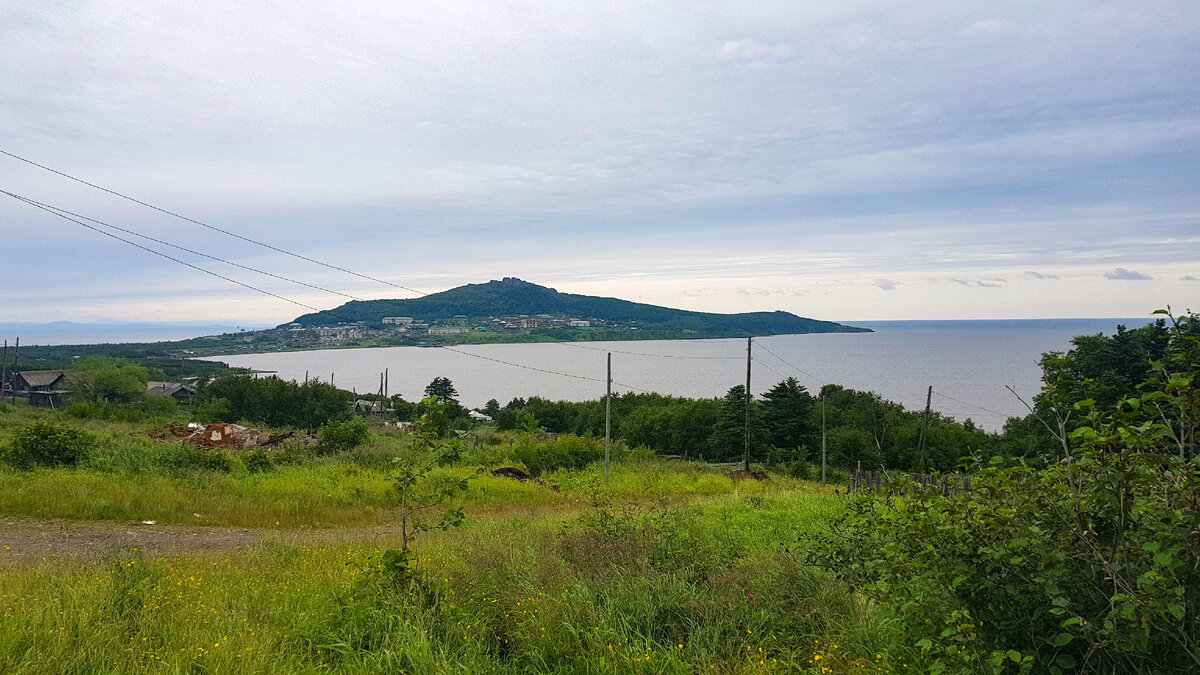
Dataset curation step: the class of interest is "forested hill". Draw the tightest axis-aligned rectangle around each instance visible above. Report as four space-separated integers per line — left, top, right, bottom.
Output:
285 278 869 335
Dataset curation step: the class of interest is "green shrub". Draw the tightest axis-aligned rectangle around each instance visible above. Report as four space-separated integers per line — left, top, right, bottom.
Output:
766 446 812 479
800 452 1200 673
274 438 316 465
2 422 97 469
142 394 178 417
318 419 370 455
194 397 233 424
513 434 604 477
242 449 275 473
172 445 234 473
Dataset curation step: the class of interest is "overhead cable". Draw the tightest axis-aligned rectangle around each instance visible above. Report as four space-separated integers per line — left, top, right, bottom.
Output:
2 189 321 311
560 342 740 360
12 192 364 303
0 148 426 296
750 339 830 387
438 345 651 393
931 390 1011 418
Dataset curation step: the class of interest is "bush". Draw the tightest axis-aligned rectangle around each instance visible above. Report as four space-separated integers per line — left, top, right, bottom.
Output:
1 422 97 469
194 397 233 424
766 446 812 479
318 419 370 455
242 449 275 473
142 394 177 416
172 445 234 473
800 453 1200 673
513 434 604 477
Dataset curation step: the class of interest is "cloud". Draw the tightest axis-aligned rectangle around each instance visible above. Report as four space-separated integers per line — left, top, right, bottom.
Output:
1182 275 1199 282
1024 271 1059 280
1103 267 1153 281
951 278 1007 288
874 279 899 291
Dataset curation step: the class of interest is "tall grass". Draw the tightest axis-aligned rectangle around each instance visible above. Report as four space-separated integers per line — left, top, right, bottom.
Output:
1 495 910 674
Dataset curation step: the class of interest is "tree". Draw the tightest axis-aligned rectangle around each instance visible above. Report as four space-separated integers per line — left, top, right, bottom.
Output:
424 376 458 402
67 357 148 404
482 398 500 418
376 402 470 585
706 385 766 463
761 377 817 452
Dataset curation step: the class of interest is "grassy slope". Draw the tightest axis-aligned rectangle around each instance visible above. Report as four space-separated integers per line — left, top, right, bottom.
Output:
0 410 914 674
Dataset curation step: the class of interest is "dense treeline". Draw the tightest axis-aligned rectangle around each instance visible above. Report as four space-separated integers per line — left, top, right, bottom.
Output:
483 379 1001 472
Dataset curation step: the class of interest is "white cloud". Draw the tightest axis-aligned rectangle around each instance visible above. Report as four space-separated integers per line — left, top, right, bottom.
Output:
874 279 899 291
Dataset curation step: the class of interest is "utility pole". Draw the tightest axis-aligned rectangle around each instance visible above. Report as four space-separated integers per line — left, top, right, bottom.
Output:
605 352 612 482
2 340 7 403
821 394 827 483
384 368 389 399
11 338 17 404
918 385 932 472
744 337 752 472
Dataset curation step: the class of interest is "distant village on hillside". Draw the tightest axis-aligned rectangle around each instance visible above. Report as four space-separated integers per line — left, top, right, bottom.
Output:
275 314 604 347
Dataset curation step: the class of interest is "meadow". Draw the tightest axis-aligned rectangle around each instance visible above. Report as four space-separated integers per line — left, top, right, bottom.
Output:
0 404 910 674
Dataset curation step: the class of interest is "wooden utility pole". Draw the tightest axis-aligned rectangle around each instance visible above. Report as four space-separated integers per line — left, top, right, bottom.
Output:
2 340 7 403
384 368 389 399
744 337 752 472
918 385 932 472
11 338 17 404
821 395 827 483
605 352 612 482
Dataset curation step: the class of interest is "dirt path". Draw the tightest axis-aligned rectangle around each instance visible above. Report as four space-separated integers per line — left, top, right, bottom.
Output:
0 516 267 564
0 504 579 565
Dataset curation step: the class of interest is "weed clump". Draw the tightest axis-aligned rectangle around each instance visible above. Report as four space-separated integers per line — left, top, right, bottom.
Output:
1 421 97 469
318 419 369 455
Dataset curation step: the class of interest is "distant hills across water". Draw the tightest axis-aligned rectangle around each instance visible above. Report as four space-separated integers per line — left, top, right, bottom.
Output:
284 277 870 337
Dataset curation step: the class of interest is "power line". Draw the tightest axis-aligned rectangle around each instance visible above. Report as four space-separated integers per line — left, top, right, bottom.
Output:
751 339 830 387
0 148 426 296
3 190 321 311
751 356 791 381
559 342 740 360
931 390 1011 418
438 345 651 393
10 191 364 303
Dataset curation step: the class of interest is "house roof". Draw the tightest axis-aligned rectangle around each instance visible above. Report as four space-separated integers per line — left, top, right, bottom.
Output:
147 381 194 396
15 370 65 387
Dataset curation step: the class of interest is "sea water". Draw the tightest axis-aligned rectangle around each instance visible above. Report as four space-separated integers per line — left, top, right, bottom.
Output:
206 318 1149 432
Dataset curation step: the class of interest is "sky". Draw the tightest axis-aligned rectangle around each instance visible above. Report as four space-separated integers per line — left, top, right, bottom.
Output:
2 1 1198 324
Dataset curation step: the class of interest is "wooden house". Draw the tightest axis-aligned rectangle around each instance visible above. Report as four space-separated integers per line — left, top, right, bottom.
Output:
12 370 69 408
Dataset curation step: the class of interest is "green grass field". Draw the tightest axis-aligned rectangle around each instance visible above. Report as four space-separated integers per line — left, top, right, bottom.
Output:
0 406 913 674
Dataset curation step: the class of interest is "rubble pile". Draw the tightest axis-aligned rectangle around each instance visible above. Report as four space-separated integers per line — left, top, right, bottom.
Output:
147 423 310 449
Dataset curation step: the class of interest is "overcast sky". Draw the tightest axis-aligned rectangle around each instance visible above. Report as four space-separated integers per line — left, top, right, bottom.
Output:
2 1 1198 323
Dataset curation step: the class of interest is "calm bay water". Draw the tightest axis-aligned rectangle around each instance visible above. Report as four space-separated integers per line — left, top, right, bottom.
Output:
206 318 1148 432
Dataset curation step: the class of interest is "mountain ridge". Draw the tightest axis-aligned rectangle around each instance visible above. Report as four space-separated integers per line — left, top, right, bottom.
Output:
285 278 870 336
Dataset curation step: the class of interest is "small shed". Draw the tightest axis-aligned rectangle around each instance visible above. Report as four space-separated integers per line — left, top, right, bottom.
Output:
12 370 69 408
147 381 196 403
354 399 385 415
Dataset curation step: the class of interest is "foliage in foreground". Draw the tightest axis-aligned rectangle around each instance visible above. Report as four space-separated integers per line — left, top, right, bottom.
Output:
0 494 890 675
801 309 1200 674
